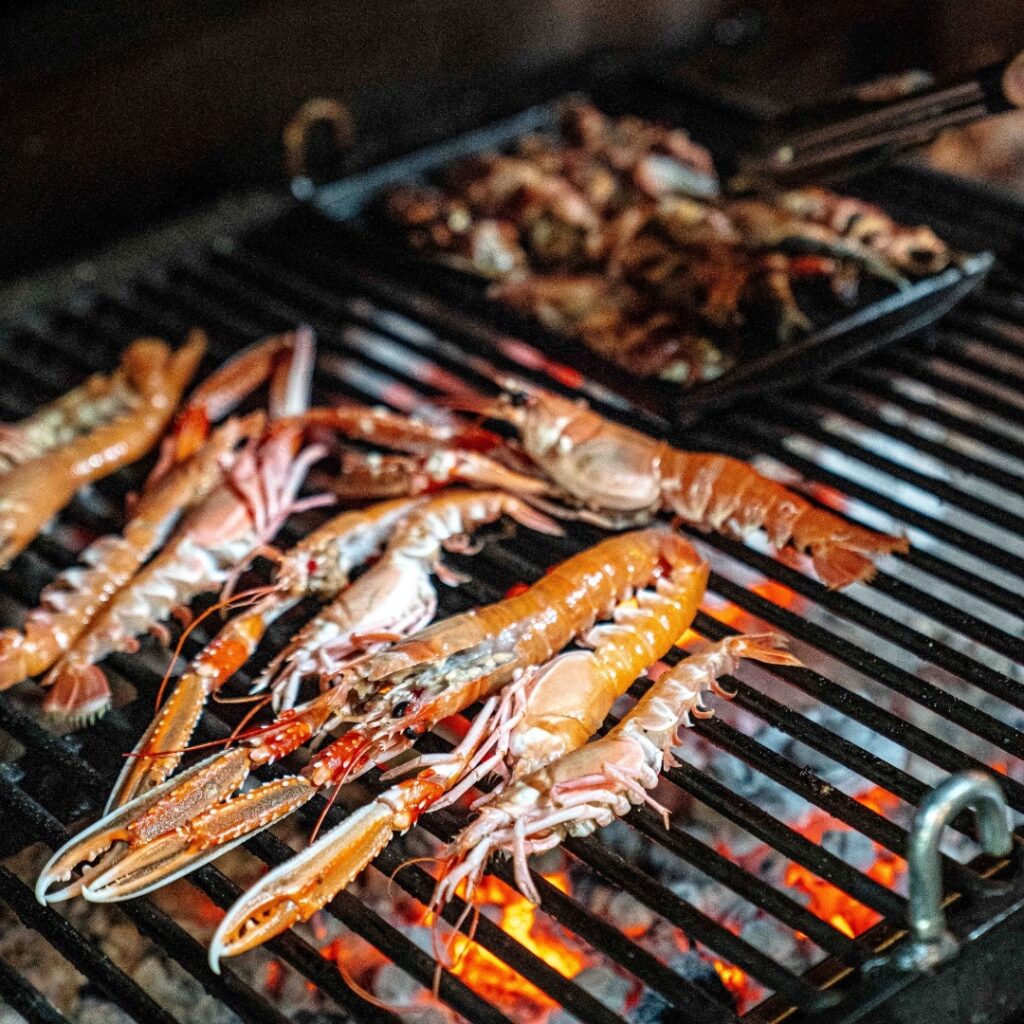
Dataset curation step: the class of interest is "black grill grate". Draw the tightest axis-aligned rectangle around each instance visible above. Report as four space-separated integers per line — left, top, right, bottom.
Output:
0 166 1022 1024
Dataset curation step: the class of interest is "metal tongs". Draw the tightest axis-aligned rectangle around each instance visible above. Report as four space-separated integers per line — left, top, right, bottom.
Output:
741 55 1021 186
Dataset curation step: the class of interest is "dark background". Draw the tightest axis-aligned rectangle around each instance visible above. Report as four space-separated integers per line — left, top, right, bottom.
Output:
3 0 1023 281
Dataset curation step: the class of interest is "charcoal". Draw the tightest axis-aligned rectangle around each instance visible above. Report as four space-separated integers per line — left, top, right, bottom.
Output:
669 951 734 1007
372 963 420 1006
572 965 633 1012
74 997 136 1024
820 829 879 872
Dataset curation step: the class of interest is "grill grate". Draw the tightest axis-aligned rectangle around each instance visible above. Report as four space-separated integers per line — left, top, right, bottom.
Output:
0 164 1022 1024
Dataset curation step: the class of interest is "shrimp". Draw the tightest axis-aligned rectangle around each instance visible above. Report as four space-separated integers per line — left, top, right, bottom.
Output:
0 334 205 567
0 413 264 692
455 378 908 588
256 488 562 710
36 528 688 906
196 539 709 968
40 330 327 724
0 330 313 693
432 633 799 908
775 188 950 276
724 198 911 287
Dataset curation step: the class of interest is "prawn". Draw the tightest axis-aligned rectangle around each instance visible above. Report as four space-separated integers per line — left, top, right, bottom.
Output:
196 537 709 967
0 330 311 693
0 334 205 567
455 378 908 588
36 528 688 907
255 487 562 711
432 632 799 908
40 329 326 723
105 488 556 813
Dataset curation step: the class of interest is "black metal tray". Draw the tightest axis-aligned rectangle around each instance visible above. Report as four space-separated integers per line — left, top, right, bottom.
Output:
311 99 994 428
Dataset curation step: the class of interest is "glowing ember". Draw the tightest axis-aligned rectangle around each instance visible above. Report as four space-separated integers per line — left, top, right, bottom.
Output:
264 960 285 1000
782 785 906 940
709 786 906 1010
713 959 757 1003
709 579 806 636
441 873 589 1021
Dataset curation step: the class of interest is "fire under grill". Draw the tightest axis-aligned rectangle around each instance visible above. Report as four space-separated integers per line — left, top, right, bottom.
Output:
0 158 1023 1024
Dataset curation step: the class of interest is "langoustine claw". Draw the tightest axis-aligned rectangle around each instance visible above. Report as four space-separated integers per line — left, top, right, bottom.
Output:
199 536 712 963
105 489 556 814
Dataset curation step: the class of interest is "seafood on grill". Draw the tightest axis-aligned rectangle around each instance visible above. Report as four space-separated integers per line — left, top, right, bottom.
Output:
141 328 304 494
35 528 691 907
0 334 206 567
105 495 424 813
453 378 908 588
194 537 712 967
381 102 954 380
432 632 799 908
39 329 328 724
0 331 310 694
330 446 551 503
773 187 951 277
105 489 559 814
255 488 562 710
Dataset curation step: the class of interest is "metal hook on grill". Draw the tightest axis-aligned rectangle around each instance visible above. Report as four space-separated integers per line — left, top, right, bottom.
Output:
284 97 354 199
898 770 1012 973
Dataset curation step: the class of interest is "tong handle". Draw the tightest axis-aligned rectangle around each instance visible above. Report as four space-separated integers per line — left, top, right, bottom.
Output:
975 56 1017 116
745 55 1020 186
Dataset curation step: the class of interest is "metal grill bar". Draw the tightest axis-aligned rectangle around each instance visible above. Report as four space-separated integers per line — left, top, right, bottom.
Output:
844 365 1024 465
881 350 1024 427
759 402 1024 539
0 864 178 1024
813 384 1024 498
0 955 71 1024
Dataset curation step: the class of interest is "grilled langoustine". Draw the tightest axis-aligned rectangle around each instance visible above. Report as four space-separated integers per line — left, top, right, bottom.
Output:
0 330 309 695
455 378 908 588
432 632 799 908
0 335 205 568
36 528 690 912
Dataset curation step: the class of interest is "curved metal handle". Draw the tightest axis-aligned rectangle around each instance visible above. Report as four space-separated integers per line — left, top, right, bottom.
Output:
901 770 1012 971
283 97 353 196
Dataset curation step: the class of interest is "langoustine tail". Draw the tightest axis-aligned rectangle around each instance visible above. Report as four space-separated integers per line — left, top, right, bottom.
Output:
663 450 907 587
41 662 112 726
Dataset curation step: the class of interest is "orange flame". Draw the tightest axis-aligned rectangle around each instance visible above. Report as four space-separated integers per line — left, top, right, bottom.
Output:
440 873 589 1019
782 786 904 938
708 785 906 1010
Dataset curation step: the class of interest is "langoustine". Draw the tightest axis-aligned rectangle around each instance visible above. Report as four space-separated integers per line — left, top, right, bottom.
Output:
36 528 689 907
104 495 424 814
455 378 908 588
432 632 799 908
0 334 206 567
39 328 326 723
200 535 709 966
104 488 558 817
0 330 306 693
255 487 562 710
